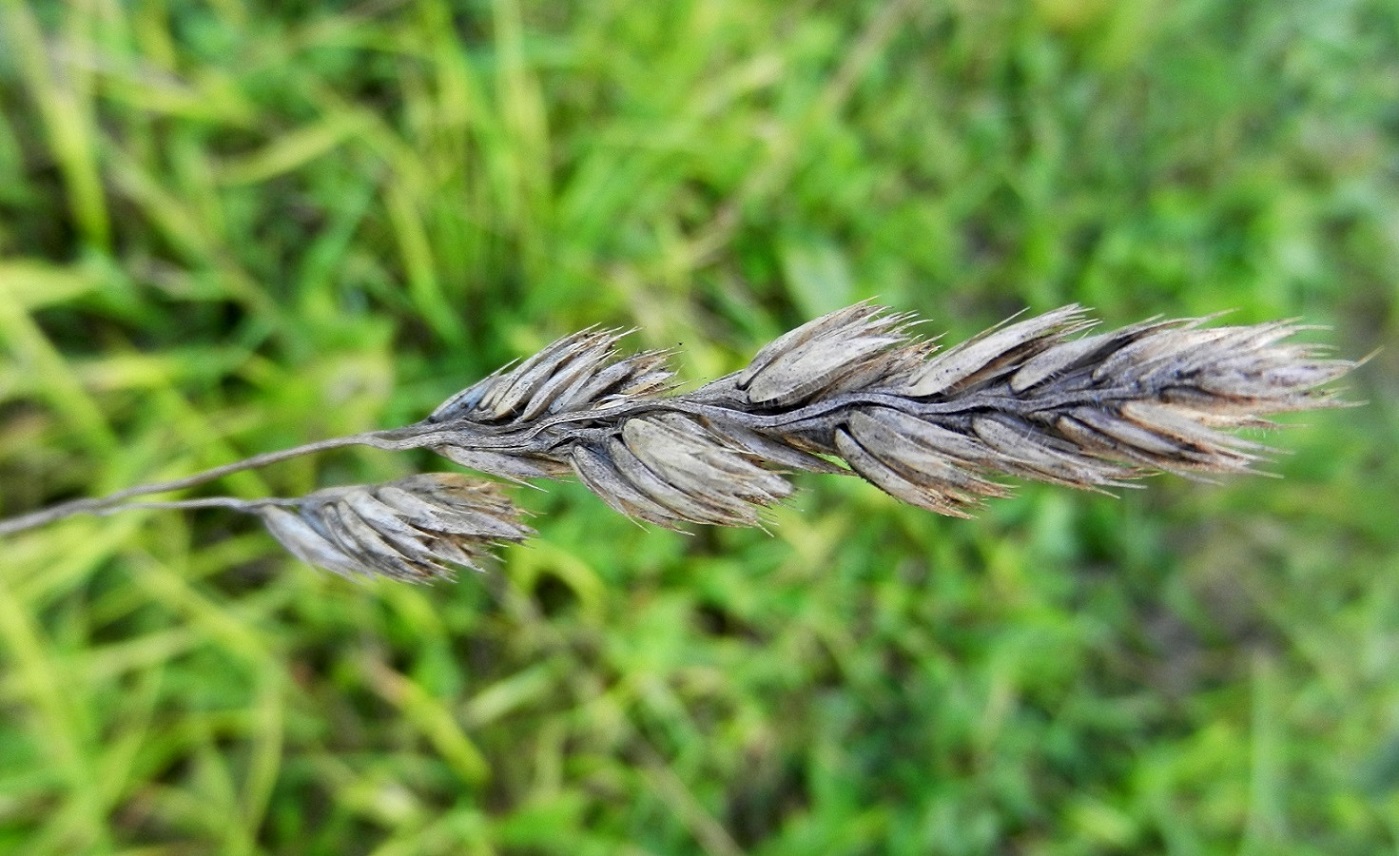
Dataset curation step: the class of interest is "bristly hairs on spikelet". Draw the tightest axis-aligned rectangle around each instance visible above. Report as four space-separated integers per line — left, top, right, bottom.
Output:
0 303 1359 582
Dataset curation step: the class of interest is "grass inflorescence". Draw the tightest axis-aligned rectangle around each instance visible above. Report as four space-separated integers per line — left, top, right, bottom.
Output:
1 303 1357 583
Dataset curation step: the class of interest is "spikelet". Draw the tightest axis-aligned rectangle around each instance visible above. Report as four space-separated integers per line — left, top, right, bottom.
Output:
903 305 1094 397
429 328 674 424
570 414 793 527
426 328 676 480
703 302 930 408
833 409 1011 516
256 473 532 582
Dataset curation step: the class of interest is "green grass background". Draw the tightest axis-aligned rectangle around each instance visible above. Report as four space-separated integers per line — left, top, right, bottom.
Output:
2 1 1397 853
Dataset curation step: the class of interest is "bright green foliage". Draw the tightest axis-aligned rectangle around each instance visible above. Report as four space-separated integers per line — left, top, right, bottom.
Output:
1 1 1397 853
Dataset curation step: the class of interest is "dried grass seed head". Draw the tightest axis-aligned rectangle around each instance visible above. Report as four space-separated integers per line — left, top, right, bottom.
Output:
0 300 1357 574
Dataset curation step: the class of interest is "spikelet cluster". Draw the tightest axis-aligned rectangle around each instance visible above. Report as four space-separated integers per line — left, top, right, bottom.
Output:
452 303 1348 524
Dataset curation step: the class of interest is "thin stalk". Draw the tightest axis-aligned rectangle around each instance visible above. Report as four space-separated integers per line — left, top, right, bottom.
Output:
93 496 300 515
0 432 383 537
